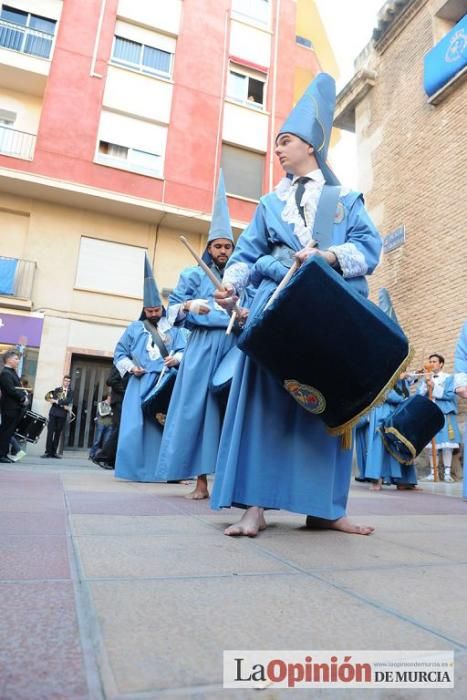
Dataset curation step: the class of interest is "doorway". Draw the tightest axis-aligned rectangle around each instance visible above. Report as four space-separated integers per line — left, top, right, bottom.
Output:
65 355 113 450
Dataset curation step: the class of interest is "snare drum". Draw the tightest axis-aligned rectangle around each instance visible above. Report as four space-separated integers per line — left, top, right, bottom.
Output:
14 410 47 443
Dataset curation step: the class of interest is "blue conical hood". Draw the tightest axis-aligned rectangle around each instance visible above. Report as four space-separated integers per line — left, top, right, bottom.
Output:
208 170 234 244
277 72 340 185
143 253 162 307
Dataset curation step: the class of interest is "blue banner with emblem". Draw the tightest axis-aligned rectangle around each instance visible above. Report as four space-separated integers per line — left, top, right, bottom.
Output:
424 15 467 97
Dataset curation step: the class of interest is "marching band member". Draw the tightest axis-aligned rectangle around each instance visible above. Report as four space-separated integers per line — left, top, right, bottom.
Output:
418 353 462 482
0 349 28 463
155 171 236 499
114 255 185 483
41 375 73 459
212 73 382 537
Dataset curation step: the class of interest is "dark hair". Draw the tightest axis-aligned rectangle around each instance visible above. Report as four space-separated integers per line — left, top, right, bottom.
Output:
3 348 20 363
429 353 445 365
63 374 72 380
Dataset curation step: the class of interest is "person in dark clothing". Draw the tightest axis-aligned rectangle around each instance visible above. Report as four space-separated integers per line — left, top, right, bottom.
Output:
41 375 73 458
0 349 28 463
92 365 128 469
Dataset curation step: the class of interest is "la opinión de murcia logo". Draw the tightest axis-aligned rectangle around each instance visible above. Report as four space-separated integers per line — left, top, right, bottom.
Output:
223 651 455 689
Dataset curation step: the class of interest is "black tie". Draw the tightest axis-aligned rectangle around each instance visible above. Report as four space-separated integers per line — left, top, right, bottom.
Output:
294 177 310 224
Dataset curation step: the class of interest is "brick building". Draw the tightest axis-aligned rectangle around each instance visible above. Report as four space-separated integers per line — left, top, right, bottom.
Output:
335 0 466 372
0 0 339 450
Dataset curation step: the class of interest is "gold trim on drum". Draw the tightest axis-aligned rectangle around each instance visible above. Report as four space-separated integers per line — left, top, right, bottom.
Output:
379 426 416 465
283 379 326 414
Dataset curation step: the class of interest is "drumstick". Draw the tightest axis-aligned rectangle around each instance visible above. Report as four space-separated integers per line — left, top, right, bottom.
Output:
265 241 317 310
179 236 240 335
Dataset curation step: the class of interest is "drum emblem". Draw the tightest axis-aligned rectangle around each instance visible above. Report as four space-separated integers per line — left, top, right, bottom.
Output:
283 380 326 414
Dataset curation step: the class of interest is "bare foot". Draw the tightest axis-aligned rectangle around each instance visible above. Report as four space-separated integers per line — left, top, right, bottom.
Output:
397 484 422 491
369 481 382 491
184 488 209 500
224 507 267 537
305 515 374 536
184 475 209 500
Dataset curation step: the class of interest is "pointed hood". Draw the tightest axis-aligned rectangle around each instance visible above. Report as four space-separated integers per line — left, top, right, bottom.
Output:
143 253 162 307
378 288 400 326
277 72 340 185
203 170 234 264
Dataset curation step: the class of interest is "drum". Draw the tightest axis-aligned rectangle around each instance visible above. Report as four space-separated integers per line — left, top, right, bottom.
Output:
141 368 177 427
14 410 47 443
238 255 411 439
381 395 445 464
210 346 242 406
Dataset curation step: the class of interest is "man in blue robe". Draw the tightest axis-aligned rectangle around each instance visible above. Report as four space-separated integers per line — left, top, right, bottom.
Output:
155 172 236 499
418 353 462 482
114 255 186 482
212 73 382 536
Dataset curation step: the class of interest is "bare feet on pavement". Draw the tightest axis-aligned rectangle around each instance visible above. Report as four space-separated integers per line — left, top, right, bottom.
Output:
305 515 374 536
184 474 209 500
224 507 267 537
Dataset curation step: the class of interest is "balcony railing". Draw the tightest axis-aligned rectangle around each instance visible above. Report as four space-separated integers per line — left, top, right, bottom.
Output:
0 17 54 59
0 125 36 160
0 257 36 300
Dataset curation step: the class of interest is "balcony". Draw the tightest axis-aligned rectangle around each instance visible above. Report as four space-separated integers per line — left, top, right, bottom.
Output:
0 256 36 310
0 124 35 160
0 17 54 59
0 18 53 95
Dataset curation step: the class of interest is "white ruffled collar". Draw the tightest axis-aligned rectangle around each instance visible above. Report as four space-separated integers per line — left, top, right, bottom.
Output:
274 172 325 247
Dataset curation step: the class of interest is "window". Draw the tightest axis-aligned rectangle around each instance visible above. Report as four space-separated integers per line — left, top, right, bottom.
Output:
75 238 146 299
231 0 269 27
111 35 172 78
221 144 265 200
96 111 167 178
227 67 265 109
98 141 162 176
0 5 56 58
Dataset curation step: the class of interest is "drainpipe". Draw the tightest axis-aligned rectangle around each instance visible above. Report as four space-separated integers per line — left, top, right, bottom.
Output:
90 0 107 78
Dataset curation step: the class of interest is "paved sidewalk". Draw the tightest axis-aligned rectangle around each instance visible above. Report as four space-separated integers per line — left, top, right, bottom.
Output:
0 453 466 699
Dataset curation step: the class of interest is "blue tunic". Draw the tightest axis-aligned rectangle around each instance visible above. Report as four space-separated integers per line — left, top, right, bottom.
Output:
211 184 382 517
355 415 370 480
364 382 418 485
417 374 462 447
114 319 186 482
155 264 236 480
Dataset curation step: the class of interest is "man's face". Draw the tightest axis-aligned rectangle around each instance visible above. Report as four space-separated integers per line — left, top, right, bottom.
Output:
144 306 163 325
429 356 443 373
63 377 71 388
207 239 234 269
5 354 20 370
275 133 314 175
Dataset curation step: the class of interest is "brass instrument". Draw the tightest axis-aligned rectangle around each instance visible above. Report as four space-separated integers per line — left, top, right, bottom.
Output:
44 387 75 422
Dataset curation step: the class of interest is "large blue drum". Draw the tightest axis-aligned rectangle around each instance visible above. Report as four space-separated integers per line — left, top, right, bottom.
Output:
381 394 445 464
239 255 411 438
141 368 177 427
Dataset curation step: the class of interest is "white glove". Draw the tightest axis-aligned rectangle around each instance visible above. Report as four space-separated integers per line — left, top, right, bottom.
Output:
189 298 210 314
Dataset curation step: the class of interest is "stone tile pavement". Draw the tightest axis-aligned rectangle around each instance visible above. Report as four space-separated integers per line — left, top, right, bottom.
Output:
0 453 466 699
